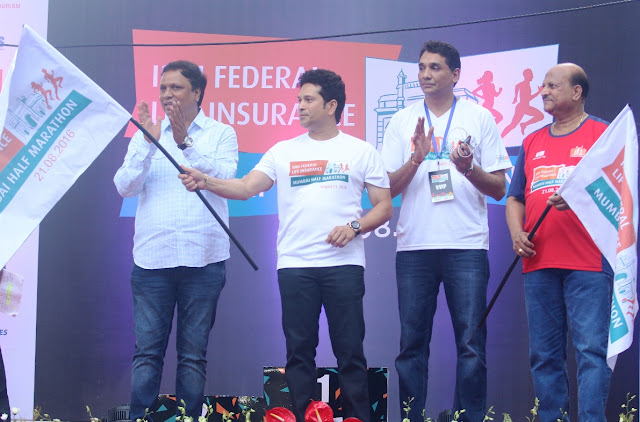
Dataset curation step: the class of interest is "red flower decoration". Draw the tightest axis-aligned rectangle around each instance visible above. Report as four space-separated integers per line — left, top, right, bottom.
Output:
304 401 333 422
265 407 295 422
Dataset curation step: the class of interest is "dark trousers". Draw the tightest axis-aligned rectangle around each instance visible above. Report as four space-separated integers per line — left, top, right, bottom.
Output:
278 265 370 422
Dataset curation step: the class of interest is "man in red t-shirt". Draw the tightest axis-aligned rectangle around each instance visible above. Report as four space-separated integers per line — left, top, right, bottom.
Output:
506 63 613 422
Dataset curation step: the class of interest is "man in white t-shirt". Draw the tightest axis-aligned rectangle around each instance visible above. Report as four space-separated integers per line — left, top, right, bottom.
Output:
380 41 511 422
179 69 392 422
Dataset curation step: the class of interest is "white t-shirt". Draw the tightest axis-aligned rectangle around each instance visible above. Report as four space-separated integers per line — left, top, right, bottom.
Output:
381 99 511 251
254 131 389 269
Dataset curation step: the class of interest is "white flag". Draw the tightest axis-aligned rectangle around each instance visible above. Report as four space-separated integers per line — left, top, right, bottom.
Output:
0 25 131 268
557 105 638 368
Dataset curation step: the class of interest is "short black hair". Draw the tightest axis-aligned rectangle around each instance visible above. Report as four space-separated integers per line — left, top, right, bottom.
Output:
570 68 590 100
419 40 461 72
298 69 346 124
162 60 207 107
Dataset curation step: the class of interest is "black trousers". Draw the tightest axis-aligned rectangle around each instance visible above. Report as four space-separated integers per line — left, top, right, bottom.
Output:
277 265 370 422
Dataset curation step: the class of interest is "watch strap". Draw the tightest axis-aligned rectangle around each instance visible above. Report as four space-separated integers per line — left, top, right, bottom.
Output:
178 136 193 150
464 162 474 177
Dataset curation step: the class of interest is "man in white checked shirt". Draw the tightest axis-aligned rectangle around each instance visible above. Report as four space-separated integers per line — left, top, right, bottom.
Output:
114 60 238 421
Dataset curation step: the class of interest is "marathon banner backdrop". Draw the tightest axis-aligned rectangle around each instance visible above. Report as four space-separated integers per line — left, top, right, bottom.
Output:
118 29 402 219
120 34 558 218
0 25 131 269
557 105 639 369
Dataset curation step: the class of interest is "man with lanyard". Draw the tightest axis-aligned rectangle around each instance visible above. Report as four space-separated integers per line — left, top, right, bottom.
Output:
381 40 511 421
506 63 613 422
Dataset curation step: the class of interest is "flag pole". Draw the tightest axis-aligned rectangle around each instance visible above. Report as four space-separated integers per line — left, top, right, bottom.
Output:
478 204 553 329
129 118 259 271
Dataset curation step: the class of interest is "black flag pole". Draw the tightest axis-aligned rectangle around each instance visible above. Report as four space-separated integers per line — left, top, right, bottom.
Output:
478 203 553 329
129 118 259 271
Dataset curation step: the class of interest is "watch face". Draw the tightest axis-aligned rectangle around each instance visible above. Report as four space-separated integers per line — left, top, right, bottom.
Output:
178 136 193 150
351 221 361 230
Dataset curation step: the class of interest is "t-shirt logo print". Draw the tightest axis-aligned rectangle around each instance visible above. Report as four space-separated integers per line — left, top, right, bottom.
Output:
289 160 350 187
570 146 587 158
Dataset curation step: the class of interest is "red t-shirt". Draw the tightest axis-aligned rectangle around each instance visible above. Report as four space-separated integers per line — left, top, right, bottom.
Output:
510 116 608 273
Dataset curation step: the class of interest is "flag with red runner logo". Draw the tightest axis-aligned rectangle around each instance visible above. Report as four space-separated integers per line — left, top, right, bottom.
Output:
557 105 638 368
0 25 130 268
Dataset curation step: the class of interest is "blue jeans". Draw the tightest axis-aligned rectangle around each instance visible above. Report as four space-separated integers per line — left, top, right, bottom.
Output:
278 266 370 422
524 264 613 422
130 262 226 420
395 249 489 422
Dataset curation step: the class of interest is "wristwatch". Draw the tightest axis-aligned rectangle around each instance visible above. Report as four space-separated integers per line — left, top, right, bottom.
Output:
348 221 361 235
464 162 474 177
177 136 194 150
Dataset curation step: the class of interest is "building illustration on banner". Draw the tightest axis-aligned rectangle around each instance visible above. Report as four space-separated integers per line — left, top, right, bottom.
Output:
4 87 50 137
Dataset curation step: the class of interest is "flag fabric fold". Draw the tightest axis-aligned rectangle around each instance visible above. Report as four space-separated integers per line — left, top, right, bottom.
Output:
557 105 639 368
0 25 131 268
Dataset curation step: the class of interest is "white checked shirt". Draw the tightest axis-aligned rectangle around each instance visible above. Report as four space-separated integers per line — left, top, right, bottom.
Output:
114 109 238 269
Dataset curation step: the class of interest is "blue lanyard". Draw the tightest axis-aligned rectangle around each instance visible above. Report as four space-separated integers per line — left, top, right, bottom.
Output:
424 97 457 167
